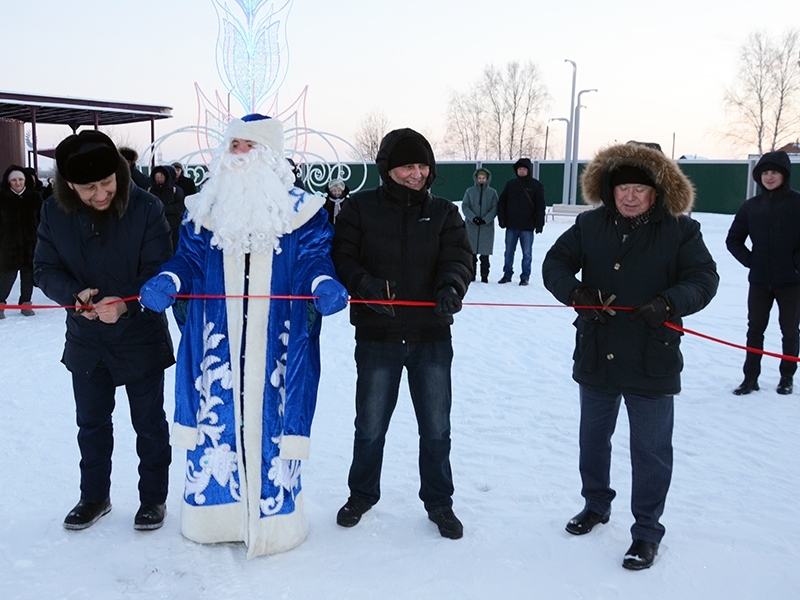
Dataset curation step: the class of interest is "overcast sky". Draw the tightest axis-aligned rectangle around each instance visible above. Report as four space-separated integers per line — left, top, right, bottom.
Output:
5 0 799 165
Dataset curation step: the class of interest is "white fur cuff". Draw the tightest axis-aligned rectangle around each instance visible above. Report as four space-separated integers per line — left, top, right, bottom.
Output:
310 275 332 292
162 271 181 292
279 435 310 460
171 423 198 450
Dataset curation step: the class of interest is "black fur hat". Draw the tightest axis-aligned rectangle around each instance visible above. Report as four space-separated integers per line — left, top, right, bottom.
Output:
56 131 120 184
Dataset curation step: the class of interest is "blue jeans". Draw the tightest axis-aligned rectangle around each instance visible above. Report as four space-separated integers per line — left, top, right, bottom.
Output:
578 386 674 544
503 229 534 281
348 339 454 512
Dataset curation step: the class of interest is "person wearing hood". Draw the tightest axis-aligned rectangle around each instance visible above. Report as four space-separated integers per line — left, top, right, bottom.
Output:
148 165 186 250
0 165 42 318
118 146 151 189
461 168 498 283
324 178 350 224
542 142 719 570
332 128 473 540
33 130 175 532
726 150 800 396
497 158 546 286
171 162 198 198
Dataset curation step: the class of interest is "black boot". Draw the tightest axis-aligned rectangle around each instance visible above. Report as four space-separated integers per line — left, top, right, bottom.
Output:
336 497 372 527
777 376 793 395
622 540 659 570
428 507 463 539
134 502 166 530
63 498 111 530
565 508 610 535
733 379 759 395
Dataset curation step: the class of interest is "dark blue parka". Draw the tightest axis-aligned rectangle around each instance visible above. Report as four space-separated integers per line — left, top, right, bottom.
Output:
543 143 719 396
497 158 546 232
725 151 800 287
34 158 175 384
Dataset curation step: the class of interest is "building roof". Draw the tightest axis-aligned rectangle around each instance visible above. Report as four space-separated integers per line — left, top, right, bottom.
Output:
0 90 172 128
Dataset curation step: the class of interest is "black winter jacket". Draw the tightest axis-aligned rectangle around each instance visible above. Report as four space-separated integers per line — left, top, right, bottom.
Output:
34 160 175 384
332 129 473 342
0 165 42 271
497 158 546 232
725 151 800 287
543 143 719 396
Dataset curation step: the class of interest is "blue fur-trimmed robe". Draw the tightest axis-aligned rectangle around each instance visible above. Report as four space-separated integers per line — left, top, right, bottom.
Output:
160 190 335 558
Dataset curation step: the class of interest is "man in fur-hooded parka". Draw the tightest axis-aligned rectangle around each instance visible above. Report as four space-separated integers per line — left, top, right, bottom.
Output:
0 165 42 309
542 142 718 564
33 130 175 531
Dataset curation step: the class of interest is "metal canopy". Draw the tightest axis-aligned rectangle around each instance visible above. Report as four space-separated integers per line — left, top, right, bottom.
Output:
0 91 172 127
0 91 173 171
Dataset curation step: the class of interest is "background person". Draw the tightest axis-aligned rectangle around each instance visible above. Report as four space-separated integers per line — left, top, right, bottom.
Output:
726 150 800 396
461 168 498 283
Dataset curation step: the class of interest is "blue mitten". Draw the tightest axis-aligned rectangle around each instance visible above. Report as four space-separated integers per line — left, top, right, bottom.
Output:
313 278 348 316
140 274 178 312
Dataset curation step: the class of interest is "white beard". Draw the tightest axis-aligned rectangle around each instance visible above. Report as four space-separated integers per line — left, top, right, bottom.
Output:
186 145 298 257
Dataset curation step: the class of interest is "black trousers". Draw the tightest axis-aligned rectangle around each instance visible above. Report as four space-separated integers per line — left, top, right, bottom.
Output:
743 284 800 380
472 254 490 280
0 267 34 304
71 364 171 504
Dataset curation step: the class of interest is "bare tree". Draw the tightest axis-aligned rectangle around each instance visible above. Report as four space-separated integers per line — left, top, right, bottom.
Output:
723 29 800 154
443 60 550 161
350 110 389 161
443 87 484 159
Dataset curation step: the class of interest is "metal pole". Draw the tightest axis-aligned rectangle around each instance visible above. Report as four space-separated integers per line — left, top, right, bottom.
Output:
569 89 598 206
30 106 39 173
563 60 577 204
547 117 569 195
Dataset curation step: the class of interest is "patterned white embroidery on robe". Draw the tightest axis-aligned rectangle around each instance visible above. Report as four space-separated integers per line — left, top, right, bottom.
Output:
184 319 240 504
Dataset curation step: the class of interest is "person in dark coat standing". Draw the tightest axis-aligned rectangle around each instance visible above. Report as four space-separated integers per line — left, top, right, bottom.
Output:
461 168 498 283
726 151 800 396
542 141 719 570
0 165 42 318
332 128 473 540
171 162 198 198
34 131 175 532
148 165 186 250
497 158 545 286
119 146 151 189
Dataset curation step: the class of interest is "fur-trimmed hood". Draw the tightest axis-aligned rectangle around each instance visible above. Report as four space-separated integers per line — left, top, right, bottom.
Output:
53 155 131 218
581 142 695 216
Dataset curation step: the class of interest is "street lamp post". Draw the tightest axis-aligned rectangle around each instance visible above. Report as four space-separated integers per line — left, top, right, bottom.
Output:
569 88 598 206
562 60 577 205
546 117 569 162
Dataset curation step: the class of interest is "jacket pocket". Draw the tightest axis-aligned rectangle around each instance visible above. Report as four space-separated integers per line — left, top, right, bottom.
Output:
644 327 683 377
573 319 599 373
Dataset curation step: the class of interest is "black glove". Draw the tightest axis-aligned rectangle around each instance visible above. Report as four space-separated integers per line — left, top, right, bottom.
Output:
472 216 486 226
434 286 462 317
569 285 617 324
357 276 396 317
535 226 543 234
630 294 672 329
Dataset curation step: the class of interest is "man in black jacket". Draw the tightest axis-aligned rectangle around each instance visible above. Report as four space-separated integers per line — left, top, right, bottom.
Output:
543 142 718 570
497 158 546 286
726 150 800 396
34 131 175 532
332 128 473 539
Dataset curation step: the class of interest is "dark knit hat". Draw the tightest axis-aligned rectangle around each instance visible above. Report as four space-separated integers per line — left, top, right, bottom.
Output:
609 165 655 189
387 135 431 170
56 131 120 184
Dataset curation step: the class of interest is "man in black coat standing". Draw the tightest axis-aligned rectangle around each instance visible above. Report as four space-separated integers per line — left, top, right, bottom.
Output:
543 142 718 570
726 150 800 396
34 131 175 532
332 128 473 540
497 158 546 286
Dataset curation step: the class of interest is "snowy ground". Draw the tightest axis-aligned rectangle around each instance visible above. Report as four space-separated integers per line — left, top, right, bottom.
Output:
1 212 798 599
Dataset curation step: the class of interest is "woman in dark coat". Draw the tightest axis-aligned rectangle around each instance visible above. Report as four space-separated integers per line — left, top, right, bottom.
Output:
0 165 42 317
461 168 498 283
543 142 718 570
148 165 185 250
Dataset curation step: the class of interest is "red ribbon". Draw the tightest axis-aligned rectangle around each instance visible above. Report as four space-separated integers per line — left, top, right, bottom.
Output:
3 295 797 363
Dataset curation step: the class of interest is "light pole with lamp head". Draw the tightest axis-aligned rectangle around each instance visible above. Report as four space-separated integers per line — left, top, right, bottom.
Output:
569 88 598 205
546 117 569 162
562 60 577 204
